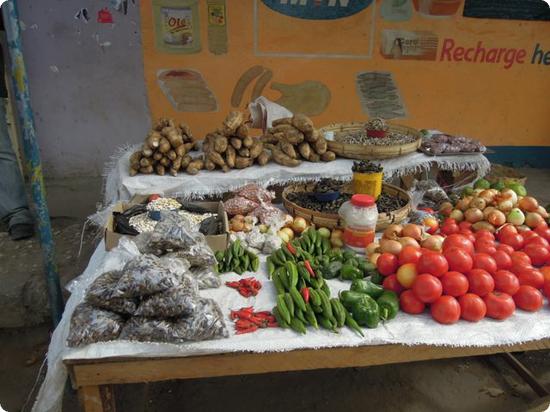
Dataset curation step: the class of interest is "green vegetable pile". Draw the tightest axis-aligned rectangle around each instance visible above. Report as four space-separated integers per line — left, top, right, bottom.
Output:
267 229 397 336
215 240 259 275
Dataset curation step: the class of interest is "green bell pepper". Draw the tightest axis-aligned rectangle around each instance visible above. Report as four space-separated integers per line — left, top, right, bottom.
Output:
320 261 342 280
340 264 363 281
339 290 372 311
357 259 376 274
350 279 385 299
369 271 384 285
351 296 380 329
377 291 400 321
343 250 356 261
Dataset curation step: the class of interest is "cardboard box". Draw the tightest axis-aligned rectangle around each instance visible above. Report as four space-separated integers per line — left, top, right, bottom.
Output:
105 198 229 252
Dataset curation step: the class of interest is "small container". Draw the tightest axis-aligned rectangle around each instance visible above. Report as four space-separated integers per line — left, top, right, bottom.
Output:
313 191 340 203
338 194 378 253
366 129 387 138
352 172 383 199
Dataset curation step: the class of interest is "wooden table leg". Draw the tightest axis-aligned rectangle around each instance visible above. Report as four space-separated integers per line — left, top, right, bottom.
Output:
78 385 117 412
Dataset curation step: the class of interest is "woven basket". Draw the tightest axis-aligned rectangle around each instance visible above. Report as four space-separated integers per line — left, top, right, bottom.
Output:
485 164 527 186
320 122 422 160
283 182 411 231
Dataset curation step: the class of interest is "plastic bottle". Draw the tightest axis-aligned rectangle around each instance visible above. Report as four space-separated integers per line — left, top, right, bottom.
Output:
381 0 413 21
338 194 379 253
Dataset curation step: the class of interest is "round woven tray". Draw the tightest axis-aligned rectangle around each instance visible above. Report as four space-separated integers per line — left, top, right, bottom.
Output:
283 182 411 231
319 122 422 160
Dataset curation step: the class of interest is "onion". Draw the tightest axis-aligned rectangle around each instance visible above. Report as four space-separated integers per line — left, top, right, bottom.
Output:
439 202 454 217
500 188 518 205
464 208 484 223
383 224 403 240
369 252 381 266
402 224 423 241
478 191 493 204
380 239 403 255
231 220 244 232
487 210 506 226
449 209 464 222
536 206 549 219
525 212 544 228
280 227 295 240
421 235 444 252
518 196 539 213
469 197 487 210
277 229 291 243
498 199 514 213
398 236 420 249
331 229 343 239
456 197 472 212
472 221 496 233
366 242 380 256
507 208 525 226
517 225 531 232
291 217 308 234
483 206 497 220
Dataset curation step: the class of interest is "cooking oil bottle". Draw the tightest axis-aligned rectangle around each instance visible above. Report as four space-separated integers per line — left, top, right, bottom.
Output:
152 0 201 54
207 0 228 55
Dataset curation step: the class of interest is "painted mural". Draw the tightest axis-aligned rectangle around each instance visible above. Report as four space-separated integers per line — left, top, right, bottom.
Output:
139 0 550 147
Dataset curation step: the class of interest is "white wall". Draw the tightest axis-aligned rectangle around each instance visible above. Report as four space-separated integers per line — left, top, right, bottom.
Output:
17 0 150 177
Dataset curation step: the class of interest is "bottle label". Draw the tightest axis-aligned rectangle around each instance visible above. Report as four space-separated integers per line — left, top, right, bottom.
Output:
161 7 194 47
343 227 375 248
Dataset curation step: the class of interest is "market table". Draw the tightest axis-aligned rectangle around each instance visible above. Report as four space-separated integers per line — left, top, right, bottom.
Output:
103 146 490 204
66 339 550 412
33 241 550 412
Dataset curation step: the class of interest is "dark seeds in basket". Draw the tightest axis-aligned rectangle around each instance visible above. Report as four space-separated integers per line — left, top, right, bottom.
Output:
287 192 405 214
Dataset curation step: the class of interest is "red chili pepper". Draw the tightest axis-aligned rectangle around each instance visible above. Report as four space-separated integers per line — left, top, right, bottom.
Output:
286 242 297 255
234 310 253 320
241 306 254 313
235 319 256 329
300 287 310 304
236 325 259 334
230 310 239 320
254 311 272 317
267 321 278 328
225 281 240 288
304 260 316 278
249 316 269 327
239 287 252 297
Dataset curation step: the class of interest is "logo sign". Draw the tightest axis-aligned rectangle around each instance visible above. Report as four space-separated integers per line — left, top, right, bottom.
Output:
261 0 373 20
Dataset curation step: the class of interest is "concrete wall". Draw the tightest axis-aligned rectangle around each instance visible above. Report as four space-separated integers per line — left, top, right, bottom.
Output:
17 0 150 177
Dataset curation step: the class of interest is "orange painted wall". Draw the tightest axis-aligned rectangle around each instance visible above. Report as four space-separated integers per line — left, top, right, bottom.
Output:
140 1 550 146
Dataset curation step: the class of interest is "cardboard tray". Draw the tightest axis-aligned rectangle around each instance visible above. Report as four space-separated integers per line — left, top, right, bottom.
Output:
105 197 229 252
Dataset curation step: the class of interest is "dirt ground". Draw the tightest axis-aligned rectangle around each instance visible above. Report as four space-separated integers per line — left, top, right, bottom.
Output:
1 169 549 412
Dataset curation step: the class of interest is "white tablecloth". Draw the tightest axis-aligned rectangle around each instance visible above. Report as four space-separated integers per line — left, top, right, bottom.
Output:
34 240 550 412
104 146 491 205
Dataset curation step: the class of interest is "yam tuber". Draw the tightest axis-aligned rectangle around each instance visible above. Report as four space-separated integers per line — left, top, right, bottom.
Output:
242 136 253 148
175 145 187 158
260 133 279 144
249 140 263 159
130 168 138 176
183 142 195 152
271 146 301 167
207 151 226 168
186 159 204 175
129 151 142 168
179 123 193 140
238 148 250 158
225 146 236 168
139 165 154 174
213 135 228 153
235 124 248 139
230 137 242 150
304 129 320 143
222 111 244 135
282 129 304 145
298 142 311 160
140 157 152 168
154 118 175 131
181 155 192 169
280 140 297 159
153 151 163 161
321 151 336 162
272 117 292 127
205 159 216 171
144 132 161 150
257 150 271 166
292 114 314 134
235 156 253 169
172 156 183 171
163 127 184 148
159 157 171 167
158 137 171 153
142 146 153 157
167 150 177 161
308 152 320 162
155 164 166 176
313 137 327 155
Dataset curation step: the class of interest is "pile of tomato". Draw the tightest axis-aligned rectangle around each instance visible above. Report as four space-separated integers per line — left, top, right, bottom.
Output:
376 220 550 325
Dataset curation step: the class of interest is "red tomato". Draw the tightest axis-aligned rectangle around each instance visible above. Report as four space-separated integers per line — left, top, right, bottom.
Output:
493 270 520 295
511 251 532 267
441 271 469 297
460 230 476 244
516 268 545 289
416 253 449 278
523 244 550 267
459 221 473 231
468 269 495 297
431 296 461 324
399 290 425 314
542 266 550 284
484 292 515 320
497 224 518 241
444 247 474 274
492 250 512 270
544 283 550 298
441 222 460 236
525 236 550 249
443 234 475 256
399 245 422 266
383 274 404 295
500 232 524 250
475 239 497 255
497 244 515 255
522 230 540 243
459 293 487 322
475 230 495 241
535 225 550 241
412 274 443 303
513 285 544 312
473 253 498 275
377 253 399 276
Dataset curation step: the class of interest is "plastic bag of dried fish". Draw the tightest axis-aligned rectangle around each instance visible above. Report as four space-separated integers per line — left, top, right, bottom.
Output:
164 242 217 268
236 184 275 204
134 280 198 318
114 254 181 298
142 211 205 255
177 298 228 341
189 266 221 289
119 317 186 343
67 303 125 347
85 270 137 315
409 179 449 210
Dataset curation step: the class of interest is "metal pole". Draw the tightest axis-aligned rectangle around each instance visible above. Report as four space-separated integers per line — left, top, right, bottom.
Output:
3 0 63 325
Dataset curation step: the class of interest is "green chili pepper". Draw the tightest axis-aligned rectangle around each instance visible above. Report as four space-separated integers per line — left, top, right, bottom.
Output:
281 246 295 262
345 311 364 337
350 279 385 299
242 254 250 271
297 263 311 283
321 237 331 254
284 293 295 318
272 306 289 328
305 304 319 329
377 291 400 321
289 286 307 312
330 298 346 328
290 318 307 334
352 297 380 329
285 261 299 288
340 264 363 281
317 315 337 332
295 307 307 324
308 288 321 307
272 271 286 295
267 258 275 279
276 295 291 324
215 251 224 262
276 267 290 290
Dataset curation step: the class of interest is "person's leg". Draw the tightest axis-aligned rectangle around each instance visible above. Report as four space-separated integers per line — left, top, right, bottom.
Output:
0 99 34 238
